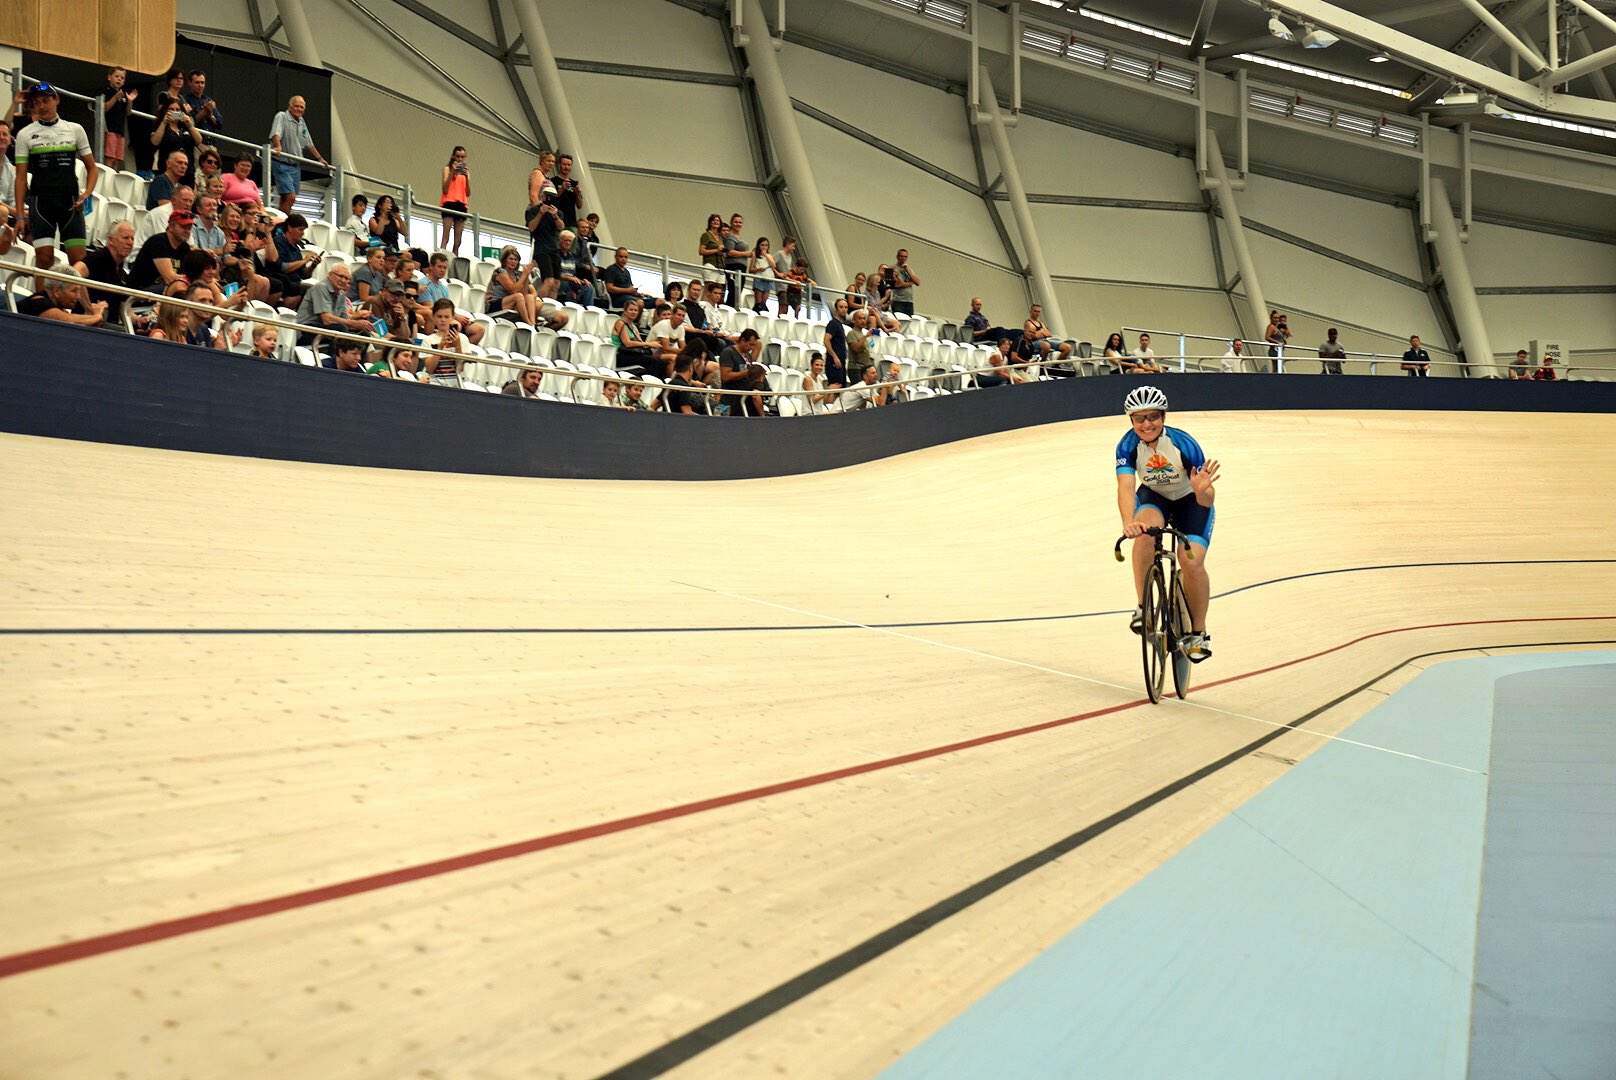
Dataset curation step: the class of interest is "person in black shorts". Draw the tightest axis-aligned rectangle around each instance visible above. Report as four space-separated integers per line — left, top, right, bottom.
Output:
526 183 563 297
14 84 98 279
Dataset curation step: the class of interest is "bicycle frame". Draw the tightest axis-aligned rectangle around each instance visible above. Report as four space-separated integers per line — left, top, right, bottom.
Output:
1114 526 1196 703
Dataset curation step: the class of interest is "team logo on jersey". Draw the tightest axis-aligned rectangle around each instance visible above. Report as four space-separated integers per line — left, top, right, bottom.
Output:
1142 452 1176 484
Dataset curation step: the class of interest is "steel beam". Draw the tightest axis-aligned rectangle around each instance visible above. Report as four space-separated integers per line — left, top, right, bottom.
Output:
513 0 609 242
1571 29 1616 100
1545 39 1616 85
276 0 355 173
1187 0 1221 57
346 0 536 149
1204 130 1268 342
736 0 846 289
489 1 551 148
1406 0 1546 110
1427 177 1492 369
1379 0 1466 26
1453 0 1547 71
978 66 1064 335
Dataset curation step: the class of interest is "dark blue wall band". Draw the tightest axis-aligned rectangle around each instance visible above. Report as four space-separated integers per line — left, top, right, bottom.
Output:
4 312 1612 481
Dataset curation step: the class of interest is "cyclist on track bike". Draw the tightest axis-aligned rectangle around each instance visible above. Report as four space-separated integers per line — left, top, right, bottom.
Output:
1116 385 1220 661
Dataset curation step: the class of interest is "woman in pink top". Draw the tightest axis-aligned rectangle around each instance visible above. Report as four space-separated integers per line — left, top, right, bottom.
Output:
439 145 471 255
220 153 263 208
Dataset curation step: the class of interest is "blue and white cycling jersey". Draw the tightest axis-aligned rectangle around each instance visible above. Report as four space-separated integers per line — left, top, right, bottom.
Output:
1114 426 1205 501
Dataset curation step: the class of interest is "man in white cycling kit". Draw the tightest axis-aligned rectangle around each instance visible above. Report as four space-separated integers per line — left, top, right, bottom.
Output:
13 83 98 279
1115 385 1220 661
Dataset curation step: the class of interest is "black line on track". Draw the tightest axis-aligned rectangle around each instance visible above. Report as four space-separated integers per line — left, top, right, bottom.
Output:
2 559 1610 637
592 638 1616 1080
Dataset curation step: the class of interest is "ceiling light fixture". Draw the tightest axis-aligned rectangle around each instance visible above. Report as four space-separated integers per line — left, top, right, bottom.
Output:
1367 51 1392 63
1300 24 1339 49
1267 13 1297 43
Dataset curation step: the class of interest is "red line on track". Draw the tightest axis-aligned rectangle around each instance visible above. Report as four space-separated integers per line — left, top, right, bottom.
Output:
1 613 1611 981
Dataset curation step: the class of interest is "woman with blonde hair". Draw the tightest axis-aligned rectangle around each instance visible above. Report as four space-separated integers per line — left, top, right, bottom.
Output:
484 244 542 325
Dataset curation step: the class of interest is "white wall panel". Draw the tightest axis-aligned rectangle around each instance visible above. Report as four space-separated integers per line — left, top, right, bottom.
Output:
1464 222 1616 288
796 117 1006 263
1239 174 1421 279
178 0 256 35
1054 283 1238 347
991 113 1201 203
1479 295 1616 354
777 44 979 182
830 212 1027 328
295 1 526 127
595 171 780 270
560 73 755 182
529 0 730 69
1031 206 1217 288
334 75 536 228
1245 233 1438 343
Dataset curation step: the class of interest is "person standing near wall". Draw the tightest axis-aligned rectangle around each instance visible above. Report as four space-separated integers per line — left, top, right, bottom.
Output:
268 96 329 215
440 146 470 255
1401 334 1431 377
1318 328 1347 375
890 248 920 316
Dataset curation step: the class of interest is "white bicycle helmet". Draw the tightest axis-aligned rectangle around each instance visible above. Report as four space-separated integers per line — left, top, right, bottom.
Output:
1122 385 1169 416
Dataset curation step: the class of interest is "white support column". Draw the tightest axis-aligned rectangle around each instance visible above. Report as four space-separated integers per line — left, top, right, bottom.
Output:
737 0 846 291
1429 177 1493 372
276 0 355 174
977 67 1067 339
1204 130 1268 342
514 0 610 243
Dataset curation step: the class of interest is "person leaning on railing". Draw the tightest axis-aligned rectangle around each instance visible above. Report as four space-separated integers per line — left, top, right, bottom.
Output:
16 266 106 326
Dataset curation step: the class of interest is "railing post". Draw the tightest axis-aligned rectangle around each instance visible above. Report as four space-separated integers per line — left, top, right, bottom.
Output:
262 140 275 206
402 184 415 243
331 164 345 224
1275 347 1285 375
1178 333 1186 373
470 211 482 260
92 94 107 167
659 253 669 296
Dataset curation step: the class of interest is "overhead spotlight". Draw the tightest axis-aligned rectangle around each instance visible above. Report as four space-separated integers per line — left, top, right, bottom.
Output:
1367 51 1392 63
1266 13 1296 43
1300 25 1339 49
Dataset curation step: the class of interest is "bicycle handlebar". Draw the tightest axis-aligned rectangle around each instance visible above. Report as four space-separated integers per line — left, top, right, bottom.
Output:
1113 526 1194 562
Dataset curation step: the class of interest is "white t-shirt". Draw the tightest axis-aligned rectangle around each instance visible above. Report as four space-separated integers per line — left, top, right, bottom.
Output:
699 301 723 333
1221 348 1245 373
650 319 686 345
839 381 880 411
343 213 369 251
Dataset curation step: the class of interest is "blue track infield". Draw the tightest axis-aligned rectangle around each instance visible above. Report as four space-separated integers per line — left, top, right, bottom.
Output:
881 651 1616 1080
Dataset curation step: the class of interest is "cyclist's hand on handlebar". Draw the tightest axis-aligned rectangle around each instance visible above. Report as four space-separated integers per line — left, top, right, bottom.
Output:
1122 521 1148 539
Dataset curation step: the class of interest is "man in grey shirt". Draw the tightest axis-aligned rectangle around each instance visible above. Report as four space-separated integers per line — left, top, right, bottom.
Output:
1318 327 1347 375
297 263 373 350
268 95 328 215
890 248 921 316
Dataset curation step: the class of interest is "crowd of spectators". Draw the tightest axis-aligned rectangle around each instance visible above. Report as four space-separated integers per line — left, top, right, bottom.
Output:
1 70 1584 411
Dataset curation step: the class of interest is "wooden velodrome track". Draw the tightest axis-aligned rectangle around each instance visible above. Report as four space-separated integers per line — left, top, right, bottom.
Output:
2 408 1615 1079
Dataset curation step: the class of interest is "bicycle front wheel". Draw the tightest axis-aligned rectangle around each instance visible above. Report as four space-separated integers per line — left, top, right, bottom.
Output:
1170 572 1193 700
1140 564 1169 704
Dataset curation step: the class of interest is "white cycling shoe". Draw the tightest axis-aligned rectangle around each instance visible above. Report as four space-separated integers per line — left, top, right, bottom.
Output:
1180 631 1213 663
1129 606 1144 635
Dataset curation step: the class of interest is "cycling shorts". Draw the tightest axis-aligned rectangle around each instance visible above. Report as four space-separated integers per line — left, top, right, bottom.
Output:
1135 486 1215 550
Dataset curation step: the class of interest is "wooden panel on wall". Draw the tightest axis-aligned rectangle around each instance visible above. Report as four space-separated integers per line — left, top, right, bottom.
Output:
2 0 172 74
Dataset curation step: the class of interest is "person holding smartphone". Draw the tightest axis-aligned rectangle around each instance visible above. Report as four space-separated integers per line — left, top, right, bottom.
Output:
149 93 202 177
440 145 471 255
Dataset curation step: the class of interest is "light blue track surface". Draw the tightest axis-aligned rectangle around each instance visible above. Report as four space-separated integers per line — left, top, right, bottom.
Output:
880 651 1616 1080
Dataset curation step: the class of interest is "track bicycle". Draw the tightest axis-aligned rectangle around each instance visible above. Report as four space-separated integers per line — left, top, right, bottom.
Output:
1113 525 1196 704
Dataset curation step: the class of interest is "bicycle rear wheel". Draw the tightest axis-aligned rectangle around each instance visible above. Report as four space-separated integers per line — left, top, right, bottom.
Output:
1170 572 1193 700
1140 565 1168 703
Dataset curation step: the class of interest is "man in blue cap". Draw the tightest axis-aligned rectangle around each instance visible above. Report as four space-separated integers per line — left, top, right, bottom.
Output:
13 83 98 280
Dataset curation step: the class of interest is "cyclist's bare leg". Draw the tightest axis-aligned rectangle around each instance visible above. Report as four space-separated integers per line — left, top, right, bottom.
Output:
1181 543 1210 632
1129 506 1166 602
